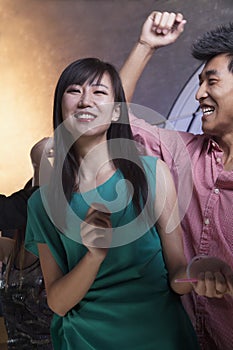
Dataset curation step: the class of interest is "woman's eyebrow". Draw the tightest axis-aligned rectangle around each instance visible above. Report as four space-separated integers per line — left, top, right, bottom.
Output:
91 83 109 89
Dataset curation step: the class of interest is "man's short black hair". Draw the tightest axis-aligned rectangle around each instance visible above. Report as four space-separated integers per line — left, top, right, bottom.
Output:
192 22 233 72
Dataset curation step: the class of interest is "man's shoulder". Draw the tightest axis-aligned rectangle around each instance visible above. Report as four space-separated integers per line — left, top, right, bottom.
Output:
159 127 208 147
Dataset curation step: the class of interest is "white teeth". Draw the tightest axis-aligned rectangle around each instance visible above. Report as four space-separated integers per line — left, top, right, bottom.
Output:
74 113 95 119
202 107 215 115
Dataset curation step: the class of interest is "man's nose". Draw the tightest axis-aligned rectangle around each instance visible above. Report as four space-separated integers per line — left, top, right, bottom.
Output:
195 82 208 101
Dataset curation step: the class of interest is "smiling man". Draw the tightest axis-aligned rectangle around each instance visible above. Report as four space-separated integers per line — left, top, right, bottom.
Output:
195 50 233 172
120 11 233 350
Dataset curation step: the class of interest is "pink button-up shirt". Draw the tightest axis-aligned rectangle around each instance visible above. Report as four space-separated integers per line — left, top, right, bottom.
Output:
130 115 233 350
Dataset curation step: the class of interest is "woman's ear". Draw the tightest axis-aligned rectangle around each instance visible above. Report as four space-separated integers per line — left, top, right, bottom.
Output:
111 103 120 122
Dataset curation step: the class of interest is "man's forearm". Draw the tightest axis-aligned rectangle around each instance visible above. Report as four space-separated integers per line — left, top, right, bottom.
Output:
119 11 186 102
120 41 155 102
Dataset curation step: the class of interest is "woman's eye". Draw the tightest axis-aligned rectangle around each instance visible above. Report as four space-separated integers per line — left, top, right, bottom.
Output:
67 88 81 94
94 90 107 95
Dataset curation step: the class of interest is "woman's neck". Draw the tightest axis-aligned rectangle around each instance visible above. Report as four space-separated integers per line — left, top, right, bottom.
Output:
73 138 116 192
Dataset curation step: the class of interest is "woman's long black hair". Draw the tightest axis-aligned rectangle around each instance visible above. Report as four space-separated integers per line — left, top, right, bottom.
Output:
48 58 149 229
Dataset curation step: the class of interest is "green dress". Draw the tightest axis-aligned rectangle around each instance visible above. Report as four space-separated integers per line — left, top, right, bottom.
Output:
25 156 200 350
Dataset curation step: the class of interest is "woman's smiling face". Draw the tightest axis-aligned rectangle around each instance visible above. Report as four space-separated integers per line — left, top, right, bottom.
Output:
61 72 120 140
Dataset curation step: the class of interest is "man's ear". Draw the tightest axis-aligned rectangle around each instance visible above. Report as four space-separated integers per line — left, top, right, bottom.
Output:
111 103 120 122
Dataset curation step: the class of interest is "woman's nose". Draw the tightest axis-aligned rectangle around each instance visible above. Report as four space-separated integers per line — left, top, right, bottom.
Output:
78 92 93 108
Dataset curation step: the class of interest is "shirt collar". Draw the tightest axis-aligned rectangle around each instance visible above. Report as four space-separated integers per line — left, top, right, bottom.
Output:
207 137 223 153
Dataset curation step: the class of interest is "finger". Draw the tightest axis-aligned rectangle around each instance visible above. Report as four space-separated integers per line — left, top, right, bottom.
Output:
159 12 171 27
91 202 111 214
204 271 217 297
203 271 224 298
84 212 111 229
214 271 228 294
83 207 98 224
154 12 186 36
171 13 186 34
172 21 186 36
151 11 162 27
175 12 184 23
165 12 176 32
176 19 186 34
85 205 111 220
225 273 233 294
193 272 206 296
92 215 112 228
151 11 163 33
157 12 171 34
220 264 233 294
161 12 176 34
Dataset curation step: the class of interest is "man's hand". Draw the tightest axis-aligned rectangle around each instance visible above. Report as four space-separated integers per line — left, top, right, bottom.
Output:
30 137 54 169
120 10 186 102
139 11 186 49
30 137 54 186
189 257 233 298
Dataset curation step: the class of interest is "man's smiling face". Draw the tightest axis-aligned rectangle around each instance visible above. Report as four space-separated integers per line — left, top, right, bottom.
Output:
196 53 233 139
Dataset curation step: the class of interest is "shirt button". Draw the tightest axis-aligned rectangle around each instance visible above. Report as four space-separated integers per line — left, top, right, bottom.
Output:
214 188 220 194
204 218 210 225
216 157 221 163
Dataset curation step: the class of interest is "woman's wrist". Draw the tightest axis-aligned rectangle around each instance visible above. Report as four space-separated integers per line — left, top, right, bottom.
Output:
86 250 107 264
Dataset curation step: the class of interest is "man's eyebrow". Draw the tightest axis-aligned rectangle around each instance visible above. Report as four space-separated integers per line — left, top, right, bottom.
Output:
91 83 109 89
198 69 219 80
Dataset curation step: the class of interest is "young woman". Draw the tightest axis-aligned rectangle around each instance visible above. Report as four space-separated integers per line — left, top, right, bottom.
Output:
25 57 224 349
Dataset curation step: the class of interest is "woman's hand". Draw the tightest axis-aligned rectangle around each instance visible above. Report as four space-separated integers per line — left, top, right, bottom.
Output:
81 203 112 261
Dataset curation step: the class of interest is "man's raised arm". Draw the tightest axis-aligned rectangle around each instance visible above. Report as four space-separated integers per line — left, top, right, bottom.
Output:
120 11 186 102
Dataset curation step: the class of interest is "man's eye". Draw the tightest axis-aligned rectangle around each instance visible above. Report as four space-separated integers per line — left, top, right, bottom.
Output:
208 79 217 85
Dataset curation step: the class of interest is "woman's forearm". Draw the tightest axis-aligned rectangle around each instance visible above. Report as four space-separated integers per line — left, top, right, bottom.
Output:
45 252 104 317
